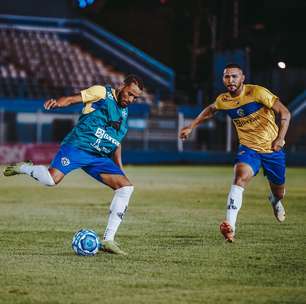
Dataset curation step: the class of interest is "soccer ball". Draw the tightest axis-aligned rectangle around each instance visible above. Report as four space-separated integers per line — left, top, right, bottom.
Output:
72 229 100 256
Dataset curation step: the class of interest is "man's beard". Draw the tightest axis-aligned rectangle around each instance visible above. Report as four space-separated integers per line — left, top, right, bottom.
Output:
228 82 242 93
117 91 124 107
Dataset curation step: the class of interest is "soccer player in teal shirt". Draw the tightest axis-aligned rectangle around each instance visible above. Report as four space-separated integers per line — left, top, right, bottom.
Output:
4 75 143 255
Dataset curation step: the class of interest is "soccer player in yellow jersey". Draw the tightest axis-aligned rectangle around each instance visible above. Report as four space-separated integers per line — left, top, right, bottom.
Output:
179 63 291 242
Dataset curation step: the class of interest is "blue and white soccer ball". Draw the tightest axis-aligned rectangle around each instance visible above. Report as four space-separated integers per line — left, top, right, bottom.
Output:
72 229 101 256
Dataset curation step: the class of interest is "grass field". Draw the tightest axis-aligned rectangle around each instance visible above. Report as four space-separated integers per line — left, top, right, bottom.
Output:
0 165 305 304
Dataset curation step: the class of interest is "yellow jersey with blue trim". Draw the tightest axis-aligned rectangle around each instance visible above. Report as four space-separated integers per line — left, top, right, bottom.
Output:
214 84 279 153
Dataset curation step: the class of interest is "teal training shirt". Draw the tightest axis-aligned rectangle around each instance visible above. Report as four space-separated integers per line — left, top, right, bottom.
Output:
62 85 128 157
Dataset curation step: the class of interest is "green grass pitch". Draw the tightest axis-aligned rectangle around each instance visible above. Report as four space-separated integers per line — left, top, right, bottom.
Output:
0 165 305 304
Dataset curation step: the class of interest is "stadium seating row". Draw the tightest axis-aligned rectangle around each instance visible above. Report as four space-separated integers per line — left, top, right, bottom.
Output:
0 27 153 103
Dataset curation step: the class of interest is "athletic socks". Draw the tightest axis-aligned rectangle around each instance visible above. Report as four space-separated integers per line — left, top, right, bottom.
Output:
269 190 285 205
20 164 55 186
103 185 134 241
226 184 244 233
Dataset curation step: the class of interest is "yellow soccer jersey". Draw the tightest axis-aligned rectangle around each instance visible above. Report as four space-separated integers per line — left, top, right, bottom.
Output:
214 84 279 153
81 85 117 114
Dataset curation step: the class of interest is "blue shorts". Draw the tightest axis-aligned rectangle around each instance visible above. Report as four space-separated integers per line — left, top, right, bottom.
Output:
234 145 286 185
50 144 124 184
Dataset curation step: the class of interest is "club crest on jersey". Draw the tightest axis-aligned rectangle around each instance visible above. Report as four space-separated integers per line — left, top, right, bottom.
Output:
107 92 114 100
122 109 128 118
61 157 70 166
237 108 245 117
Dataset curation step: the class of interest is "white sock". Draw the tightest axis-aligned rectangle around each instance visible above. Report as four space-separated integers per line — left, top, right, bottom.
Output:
226 185 244 233
269 190 285 205
270 193 278 205
20 164 55 186
103 185 134 241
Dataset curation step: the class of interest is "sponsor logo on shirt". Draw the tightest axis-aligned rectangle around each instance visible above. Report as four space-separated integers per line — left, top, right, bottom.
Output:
234 116 259 127
237 108 245 117
94 128 120 146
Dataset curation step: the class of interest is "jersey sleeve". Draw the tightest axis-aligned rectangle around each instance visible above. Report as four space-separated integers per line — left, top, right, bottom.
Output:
255 85 278 108
81 85 106 103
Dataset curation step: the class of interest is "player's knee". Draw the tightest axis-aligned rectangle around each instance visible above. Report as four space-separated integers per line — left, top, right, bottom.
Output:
46 173 56 186
115 178 133 190
48 168 64 185
234 175 249 187
48 174 59 185
51 177 60 185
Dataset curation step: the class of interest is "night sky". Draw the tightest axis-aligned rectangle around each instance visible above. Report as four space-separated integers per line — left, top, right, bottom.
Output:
1 0 304 100
84 0 306 93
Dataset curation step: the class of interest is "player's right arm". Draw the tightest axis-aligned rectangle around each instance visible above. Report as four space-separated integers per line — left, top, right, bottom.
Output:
179 103 218 140
44 94 82 110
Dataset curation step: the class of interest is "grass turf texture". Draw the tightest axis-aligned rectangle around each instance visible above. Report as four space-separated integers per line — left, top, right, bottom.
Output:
0 165 305 304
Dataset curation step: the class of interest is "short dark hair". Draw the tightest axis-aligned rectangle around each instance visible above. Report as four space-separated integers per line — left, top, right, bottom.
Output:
124 74 144 90
224 63 243 71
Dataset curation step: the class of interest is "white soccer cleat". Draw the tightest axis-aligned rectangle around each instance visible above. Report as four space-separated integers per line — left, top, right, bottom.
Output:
269 193 286 222
3 161 33 177
100 240 127 256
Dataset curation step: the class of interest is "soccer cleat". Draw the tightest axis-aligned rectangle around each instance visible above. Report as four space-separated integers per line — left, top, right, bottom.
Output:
3 161 33 176
220 220 235 242
269 193 286 222
100 240 127 256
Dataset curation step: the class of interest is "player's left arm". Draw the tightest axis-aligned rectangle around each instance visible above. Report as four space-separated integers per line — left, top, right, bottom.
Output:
44 94 82 110
113 144 124 172
271 99 291 151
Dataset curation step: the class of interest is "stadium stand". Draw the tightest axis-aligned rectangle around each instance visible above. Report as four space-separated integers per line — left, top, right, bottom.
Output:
0 27 154 103
0 15 305 157
0 15 183 151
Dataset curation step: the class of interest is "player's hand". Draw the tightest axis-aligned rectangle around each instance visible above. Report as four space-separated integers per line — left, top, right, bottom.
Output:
44 98 59 110
272 138 285 152
179 126 193 140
